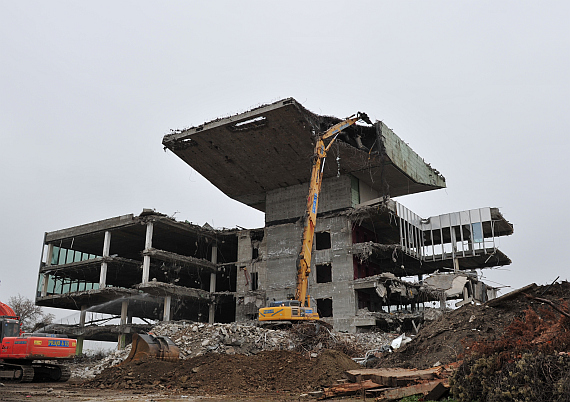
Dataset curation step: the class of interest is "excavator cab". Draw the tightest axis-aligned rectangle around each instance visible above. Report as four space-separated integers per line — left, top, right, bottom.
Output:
1 319 20 341
269 300 301 307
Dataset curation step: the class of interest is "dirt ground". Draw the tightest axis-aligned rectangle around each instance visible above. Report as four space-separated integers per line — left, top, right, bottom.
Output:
4 281 568 401
0 381 299 401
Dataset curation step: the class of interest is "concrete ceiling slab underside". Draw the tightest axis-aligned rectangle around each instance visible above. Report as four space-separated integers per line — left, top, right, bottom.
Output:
163 98 446 212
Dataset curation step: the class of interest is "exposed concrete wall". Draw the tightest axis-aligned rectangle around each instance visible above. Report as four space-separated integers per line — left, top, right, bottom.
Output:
235 230 267 321
380 122 446 188
359 180 379 204
264 213 359 332
264 223 300 303
265 176 352 223
310 215 356 332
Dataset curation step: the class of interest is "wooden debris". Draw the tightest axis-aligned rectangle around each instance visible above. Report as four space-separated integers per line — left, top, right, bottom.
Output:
344 366 449 387
423 381 450 400
376 379 449 401
319 365 456 400
321 379 381 399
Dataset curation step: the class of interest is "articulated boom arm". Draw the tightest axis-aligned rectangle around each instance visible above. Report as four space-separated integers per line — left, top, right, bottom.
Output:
295 112 372 307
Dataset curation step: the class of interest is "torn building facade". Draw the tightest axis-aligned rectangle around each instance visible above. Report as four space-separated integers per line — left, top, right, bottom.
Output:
35 98 513 337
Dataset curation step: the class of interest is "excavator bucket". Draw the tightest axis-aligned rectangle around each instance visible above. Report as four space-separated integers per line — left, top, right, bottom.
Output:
124 333 180 363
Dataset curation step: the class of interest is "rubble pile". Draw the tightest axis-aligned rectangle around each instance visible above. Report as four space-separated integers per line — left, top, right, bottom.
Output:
451 287 570 401
151 321 295 358
72 346 131 379
73 321 395 379
377 281 570 370
151 321 396 359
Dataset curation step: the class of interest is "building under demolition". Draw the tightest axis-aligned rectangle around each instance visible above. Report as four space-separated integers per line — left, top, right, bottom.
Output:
35 98 513 346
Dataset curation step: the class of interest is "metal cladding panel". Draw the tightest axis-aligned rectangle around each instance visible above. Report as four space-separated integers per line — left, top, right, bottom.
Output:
163 98 446 211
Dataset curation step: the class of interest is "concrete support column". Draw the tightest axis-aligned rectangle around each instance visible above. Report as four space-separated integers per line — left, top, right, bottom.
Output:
41 274 49 297
453 258 460 273
118 299 129 349
142 222 154 284
76 305 87 356
99 231 111 289
163 295 172 322
208 245 218 324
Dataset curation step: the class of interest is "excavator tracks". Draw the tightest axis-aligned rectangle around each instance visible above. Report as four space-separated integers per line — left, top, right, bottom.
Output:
0 363 34 382
0 363 70 382
32 363 71 382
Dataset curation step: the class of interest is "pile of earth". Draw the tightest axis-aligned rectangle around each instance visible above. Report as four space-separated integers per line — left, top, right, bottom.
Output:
377 281 570 369
83 349 360 396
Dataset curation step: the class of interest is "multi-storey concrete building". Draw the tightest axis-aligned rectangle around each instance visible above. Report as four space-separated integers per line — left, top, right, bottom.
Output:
35 98 513 344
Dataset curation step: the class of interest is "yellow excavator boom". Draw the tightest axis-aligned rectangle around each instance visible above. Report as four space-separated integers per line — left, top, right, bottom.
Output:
259 112 372 322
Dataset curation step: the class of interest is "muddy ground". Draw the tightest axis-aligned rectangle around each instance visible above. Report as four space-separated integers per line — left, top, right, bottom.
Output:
0 381 298 402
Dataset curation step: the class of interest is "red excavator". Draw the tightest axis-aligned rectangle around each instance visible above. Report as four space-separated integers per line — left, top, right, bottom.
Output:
0 300 76 382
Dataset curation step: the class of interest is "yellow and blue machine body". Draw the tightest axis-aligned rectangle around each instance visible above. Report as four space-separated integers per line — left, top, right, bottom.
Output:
258 300 319 321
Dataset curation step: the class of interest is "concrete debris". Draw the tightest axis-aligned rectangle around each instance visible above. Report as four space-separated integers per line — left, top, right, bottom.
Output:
73 321 396 379
390 333 412 350
72 347 131 379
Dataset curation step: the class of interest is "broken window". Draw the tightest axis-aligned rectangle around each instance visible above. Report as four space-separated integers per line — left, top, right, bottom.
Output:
472 222 483 243
250 272 259 291
216 265 237 292
315 232 331 250
317 298 333 317
352 225 377 244
316 263 332 283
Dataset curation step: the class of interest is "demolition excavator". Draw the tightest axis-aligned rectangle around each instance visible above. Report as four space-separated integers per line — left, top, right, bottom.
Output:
0 300 76 382
258 111 372 323
1 298 179 380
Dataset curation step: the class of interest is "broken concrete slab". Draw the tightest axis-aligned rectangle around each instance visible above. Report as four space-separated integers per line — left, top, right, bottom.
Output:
485 283 537 307
162 98 446 212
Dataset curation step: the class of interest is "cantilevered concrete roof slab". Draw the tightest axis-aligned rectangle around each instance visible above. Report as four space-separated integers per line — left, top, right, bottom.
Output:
163 98 446 212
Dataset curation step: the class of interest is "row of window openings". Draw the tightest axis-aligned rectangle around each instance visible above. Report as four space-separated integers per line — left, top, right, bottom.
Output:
49 246 101 266
250 232 331 262
245 265 331 291
37 274 101 296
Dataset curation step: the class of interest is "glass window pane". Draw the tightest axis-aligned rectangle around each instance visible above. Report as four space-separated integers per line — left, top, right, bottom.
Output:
58 249 67 265
51 246 60 265
472 222 483 243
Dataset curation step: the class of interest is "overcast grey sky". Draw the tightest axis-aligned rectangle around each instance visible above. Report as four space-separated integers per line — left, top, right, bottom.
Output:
1 2 569 316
